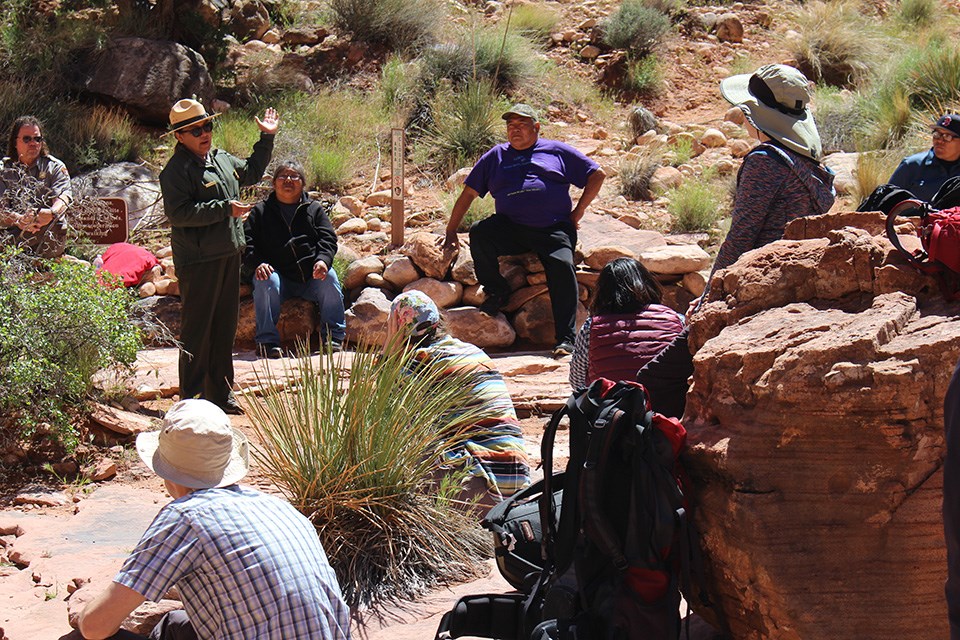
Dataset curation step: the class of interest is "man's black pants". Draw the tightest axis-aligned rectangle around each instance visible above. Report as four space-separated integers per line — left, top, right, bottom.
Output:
469 214 578 345
176 252 241 407
945 356 960 640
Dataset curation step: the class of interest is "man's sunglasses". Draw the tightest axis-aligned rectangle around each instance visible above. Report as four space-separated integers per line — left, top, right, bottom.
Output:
182 122 214 138
20 135 43 144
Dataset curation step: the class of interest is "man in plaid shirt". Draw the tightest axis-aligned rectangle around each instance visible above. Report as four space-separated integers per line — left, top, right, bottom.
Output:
77 399 351 640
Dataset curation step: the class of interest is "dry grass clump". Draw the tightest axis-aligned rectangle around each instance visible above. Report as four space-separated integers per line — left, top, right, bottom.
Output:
667 175 725 232
619 148 661 201
509 4 560 41
852 150 907 203
329 0 444 52
786 0 883 88
244 343 496 609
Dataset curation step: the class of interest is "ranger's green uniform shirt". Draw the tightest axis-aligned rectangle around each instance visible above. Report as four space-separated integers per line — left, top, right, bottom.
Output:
159 134 274 268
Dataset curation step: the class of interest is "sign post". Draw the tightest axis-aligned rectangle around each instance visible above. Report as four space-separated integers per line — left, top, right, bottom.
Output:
390 128 405 247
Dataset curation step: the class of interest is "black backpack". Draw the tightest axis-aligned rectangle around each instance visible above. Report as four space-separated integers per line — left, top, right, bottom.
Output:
436 379 707 640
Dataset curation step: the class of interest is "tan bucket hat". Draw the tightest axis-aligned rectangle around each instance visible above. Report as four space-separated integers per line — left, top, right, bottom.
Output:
719 64 822 160
136 399 249 489
165 98 219 136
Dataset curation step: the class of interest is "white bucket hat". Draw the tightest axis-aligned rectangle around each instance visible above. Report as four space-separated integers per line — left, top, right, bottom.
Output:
720 64 823 160
136 399 249 489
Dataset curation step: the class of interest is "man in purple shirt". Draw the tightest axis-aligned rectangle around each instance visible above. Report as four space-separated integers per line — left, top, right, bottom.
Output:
444 104 605 356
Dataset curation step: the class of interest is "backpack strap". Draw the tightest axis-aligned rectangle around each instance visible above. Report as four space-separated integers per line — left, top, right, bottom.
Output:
885 199 941 274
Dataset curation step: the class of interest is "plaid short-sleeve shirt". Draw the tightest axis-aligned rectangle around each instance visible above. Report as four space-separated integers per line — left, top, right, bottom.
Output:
115 486 351 640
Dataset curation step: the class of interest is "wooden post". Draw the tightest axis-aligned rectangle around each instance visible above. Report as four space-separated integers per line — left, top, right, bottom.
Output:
391 128 405 247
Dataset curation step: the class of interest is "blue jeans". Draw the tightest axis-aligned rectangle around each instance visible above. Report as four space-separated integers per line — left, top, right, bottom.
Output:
252 269 346 346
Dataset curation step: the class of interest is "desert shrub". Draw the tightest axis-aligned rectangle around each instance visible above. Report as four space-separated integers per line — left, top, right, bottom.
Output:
307 146 351 191
786 0 884 88
420 27 540 93
666 137 693 166
415 80 508 177
509 4 560 40
329 0 443 52
379 56 420 114
244 343 495 608
66 105 147 172
624 55 663 96
906 45 960 112
619 150 661 201
0 248 142 452
813 85 864 153
642 0 685 17
667 179 722 232
601 0 671 56
852 150 907 203
898 0 936 27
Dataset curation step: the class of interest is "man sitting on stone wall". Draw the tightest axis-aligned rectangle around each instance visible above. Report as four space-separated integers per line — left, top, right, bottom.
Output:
443 104 605 358
76 398 351 640
243 159 345 359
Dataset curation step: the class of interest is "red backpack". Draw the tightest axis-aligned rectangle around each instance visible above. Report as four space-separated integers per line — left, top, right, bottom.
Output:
886 200 960 301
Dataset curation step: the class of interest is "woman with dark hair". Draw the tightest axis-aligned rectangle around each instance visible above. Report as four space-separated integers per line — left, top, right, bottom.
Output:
385 290 530 510
0 115 73 258
569 257 684 390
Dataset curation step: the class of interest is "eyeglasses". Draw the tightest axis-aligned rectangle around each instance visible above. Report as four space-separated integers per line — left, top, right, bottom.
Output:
933 130 959 142
20 135 43 144
275 174 302 182
182 122 214 138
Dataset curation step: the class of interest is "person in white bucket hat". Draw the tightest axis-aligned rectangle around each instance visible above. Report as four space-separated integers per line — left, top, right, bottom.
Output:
77 399 351 640
704 64 836 294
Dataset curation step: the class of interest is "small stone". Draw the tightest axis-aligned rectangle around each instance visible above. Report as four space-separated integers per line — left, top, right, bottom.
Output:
580 45 601 60
337 218 368 235
701 128 727 148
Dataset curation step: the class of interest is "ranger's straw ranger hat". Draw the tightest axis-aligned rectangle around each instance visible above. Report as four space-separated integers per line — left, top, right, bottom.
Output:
719 64 822 160
165 98 220 136
136 399 249 489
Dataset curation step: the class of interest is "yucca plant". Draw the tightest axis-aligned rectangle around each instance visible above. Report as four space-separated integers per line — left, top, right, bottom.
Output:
243 341 496 609
417 79 508 176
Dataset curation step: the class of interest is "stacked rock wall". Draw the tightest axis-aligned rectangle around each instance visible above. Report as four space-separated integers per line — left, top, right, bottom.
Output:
684 211 960 639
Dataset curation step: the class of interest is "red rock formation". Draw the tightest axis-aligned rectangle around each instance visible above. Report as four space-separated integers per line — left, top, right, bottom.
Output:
685 211 960 639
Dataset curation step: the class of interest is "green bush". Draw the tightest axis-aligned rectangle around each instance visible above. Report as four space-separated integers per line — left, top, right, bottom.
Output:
329 0 443 52
899 0 936 27
244 343 494 608
667 179 721 232
420 27 540 93
601 0 671 56
0 249 142 452
666 137 693 166
624 55 663 96
416 80 508 177
786 0 883 88
307 146 351 191
379 56 420 114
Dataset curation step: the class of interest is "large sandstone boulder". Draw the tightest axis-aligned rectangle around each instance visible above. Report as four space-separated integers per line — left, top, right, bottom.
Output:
513 296 588 345
344 287 391 346
445 307 516 348
577 212 666 269
403 278 463 308
683 210 960 639
72 37 214 125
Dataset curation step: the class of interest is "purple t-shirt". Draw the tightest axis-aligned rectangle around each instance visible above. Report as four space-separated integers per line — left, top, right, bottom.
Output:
465 139 600 227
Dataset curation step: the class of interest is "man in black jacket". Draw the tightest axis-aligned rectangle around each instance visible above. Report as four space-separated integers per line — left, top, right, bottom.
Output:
243 160 345 358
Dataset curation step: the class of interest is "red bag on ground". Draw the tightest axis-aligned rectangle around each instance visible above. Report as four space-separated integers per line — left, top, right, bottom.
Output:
96 242 159 288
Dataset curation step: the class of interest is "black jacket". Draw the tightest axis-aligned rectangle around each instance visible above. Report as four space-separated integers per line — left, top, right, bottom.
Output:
243 193 338 283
